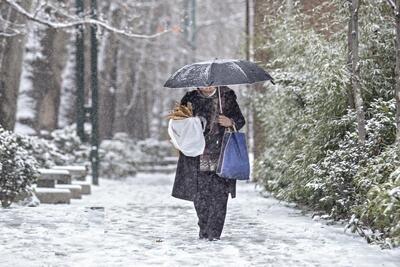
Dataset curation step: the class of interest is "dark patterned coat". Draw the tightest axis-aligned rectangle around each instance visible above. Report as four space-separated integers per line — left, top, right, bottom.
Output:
171 86 246 201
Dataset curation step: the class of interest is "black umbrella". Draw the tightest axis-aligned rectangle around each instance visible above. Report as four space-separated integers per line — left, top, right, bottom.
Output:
164 59 273 88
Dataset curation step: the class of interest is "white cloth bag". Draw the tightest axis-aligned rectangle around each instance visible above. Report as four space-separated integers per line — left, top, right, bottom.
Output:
168 117 205 157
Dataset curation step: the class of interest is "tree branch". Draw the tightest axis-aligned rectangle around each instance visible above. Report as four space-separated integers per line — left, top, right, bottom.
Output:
4 0 170 39
385 0 396 9
0 31 23 37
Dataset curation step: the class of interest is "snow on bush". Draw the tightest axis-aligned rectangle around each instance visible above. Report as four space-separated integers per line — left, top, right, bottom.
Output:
350 144 400 248
20 136 68 168
48 124 90 166
254 1 399 247
136 138 172 161
19 124 90 169
99 133 142 179
99 134 174 179
0 128 39 208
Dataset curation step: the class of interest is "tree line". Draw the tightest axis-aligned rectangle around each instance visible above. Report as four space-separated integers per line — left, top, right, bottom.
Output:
0 0 246 141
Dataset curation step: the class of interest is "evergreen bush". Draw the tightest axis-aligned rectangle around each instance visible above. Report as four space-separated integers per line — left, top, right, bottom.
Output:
99 132 141 179
0 128 39 207
254 1 399 247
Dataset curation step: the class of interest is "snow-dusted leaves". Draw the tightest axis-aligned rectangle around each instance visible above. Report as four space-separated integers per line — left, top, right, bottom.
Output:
0 128 39 208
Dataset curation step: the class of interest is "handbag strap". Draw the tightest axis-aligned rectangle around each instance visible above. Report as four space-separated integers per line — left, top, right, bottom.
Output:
218 86 237 132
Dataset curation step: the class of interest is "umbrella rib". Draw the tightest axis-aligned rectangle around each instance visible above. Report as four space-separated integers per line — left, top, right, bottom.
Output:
208 60 216 86
234 61 251 81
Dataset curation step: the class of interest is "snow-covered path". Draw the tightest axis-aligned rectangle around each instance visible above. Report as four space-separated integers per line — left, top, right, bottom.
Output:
1 173 400 267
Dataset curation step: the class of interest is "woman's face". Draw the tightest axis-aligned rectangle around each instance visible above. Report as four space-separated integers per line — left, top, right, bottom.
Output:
199 86 216 95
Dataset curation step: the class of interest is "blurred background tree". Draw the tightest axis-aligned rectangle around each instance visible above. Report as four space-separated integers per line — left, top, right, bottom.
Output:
0 0 246 141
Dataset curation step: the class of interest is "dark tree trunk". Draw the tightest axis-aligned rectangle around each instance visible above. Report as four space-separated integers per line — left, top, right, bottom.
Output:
347 10 356 109
350 0 366 144
33 27 68 132
99 5 121 140
252 0 276 160
0 1 31 130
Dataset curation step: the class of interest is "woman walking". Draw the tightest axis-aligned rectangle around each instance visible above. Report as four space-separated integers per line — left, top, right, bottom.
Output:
171 85 245 241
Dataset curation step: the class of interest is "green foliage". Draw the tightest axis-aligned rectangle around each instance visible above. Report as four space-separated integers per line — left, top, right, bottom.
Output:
351 144 400 248
19 136 68 168
254 0 399 247
0 128 39 208
48 124 90 165
20 124 91 169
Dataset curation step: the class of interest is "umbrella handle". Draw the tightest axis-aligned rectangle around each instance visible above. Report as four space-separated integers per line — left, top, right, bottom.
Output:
218 86 223 114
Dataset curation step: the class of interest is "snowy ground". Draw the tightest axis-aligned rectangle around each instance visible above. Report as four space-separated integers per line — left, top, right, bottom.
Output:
1 173 400 267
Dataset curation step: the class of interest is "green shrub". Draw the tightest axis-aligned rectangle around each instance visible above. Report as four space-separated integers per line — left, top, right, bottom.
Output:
0 128 39 207
254 0 399 246
99 133 141 179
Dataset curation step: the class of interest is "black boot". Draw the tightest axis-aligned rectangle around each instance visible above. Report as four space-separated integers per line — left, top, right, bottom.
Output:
199 230 208 239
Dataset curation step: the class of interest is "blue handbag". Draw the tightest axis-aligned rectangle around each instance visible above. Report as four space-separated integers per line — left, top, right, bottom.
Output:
216 87 250 180
216 129 250 180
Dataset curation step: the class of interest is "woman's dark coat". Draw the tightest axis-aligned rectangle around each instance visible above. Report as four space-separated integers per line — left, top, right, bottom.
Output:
172 86 246 201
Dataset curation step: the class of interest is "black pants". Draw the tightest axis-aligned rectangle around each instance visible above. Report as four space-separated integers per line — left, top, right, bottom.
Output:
193 171 229 240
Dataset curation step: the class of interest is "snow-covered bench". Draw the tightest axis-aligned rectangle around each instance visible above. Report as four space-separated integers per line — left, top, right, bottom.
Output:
71 180 91 195
136 164 177 174
52 166 88 181
34 188 71 204
163 156 179 165
136 157 178 174
37 169 71 188
138 157 178 166
35 168 88 203
50 166 91 194
54 184 82 199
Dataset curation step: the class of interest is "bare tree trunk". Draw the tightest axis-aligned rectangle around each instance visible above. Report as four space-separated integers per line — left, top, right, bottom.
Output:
122 6 156 139
252 0 278 159
245 0 250 61
36 28 68 131
395 0 400 141
253 0 268 159
114 43 130 134
347 10 356 109
59 35 77 128
98 4 121 140
0 1 31 130
350 0 366 144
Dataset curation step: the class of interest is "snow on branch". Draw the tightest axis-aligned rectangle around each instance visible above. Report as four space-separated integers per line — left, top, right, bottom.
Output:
385 0 396 9
0 30 24 37
4 0 170 39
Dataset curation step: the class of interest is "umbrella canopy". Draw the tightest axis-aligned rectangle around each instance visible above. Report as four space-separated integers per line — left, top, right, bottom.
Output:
164 59 273 88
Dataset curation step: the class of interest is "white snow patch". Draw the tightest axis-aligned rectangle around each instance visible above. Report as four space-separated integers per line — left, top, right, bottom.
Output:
13 122 35 135
1 174 399 266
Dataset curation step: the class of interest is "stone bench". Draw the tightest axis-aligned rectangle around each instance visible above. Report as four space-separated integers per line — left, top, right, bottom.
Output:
37 169 71 188
34 188 71 204
136 164 177 174
36 168 86 201
138 157 179 167
163 156 179 164
71 181 91 195
52 166 88 181
55 184 82 199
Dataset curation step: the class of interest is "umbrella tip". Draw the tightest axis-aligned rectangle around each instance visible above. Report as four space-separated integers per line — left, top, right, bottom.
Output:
270 79 275 85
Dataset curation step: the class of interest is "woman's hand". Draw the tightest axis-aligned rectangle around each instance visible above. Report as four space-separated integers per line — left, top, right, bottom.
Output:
218 115 234 127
